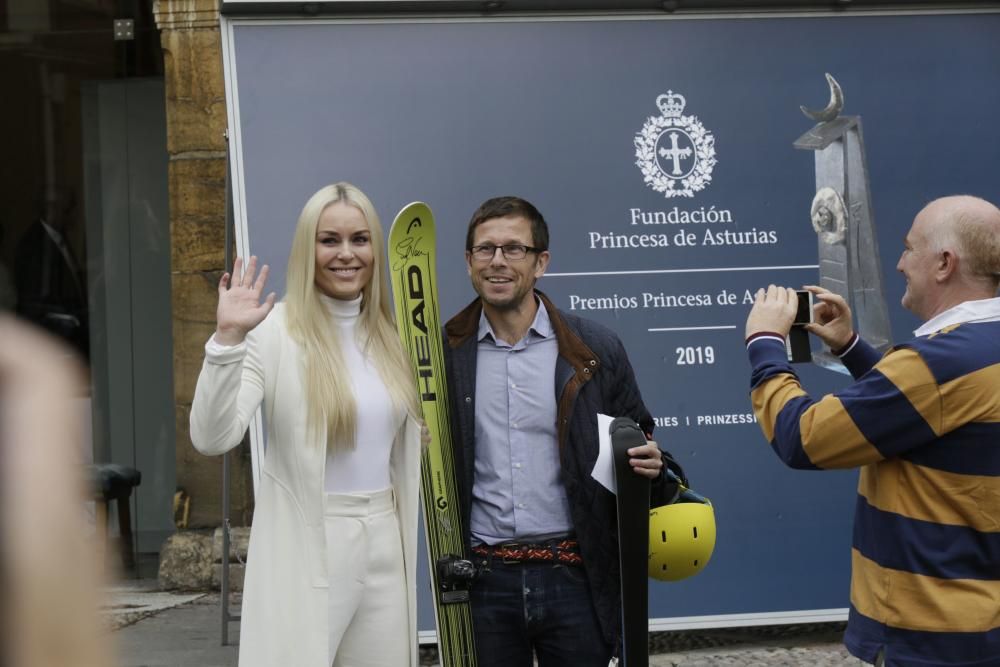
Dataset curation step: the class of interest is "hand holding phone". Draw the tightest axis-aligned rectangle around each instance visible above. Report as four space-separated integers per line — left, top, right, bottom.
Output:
793 289 815 326
800 285 856 352
787 290 814 362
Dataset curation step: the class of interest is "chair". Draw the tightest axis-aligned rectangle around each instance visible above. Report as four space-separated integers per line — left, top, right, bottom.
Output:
88 464 142 571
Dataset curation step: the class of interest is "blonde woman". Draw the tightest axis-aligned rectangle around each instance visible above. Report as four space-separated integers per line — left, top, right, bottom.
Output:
190 182 422 667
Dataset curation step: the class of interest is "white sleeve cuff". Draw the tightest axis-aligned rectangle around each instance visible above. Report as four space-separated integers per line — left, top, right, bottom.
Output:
204 334 247 362
834 333 860 358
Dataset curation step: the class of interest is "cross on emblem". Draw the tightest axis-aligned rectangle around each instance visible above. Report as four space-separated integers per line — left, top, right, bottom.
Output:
658 131 693 175
635 90 717 198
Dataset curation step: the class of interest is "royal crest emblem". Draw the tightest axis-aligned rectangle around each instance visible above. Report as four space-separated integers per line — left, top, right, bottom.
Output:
634 91 717 198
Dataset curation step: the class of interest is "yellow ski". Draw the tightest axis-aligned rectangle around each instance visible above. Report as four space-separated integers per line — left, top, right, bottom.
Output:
388 202 476 667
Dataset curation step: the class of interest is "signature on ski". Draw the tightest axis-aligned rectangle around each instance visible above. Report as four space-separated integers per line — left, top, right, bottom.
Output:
393 237 427 270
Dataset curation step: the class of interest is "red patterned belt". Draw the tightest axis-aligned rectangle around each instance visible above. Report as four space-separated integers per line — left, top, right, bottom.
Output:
472 539 583 566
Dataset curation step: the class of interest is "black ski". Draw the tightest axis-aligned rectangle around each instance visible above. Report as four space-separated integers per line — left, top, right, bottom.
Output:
610 416 651 667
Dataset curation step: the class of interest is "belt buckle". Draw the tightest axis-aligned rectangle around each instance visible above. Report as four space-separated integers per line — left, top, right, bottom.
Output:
500 542 522 565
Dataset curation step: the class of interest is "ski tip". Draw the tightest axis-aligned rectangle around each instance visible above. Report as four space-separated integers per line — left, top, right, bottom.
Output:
394 201 433 218
609 416 642 436
390 202 436 236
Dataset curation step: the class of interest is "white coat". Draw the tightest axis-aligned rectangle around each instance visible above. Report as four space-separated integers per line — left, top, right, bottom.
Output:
190 304 420 667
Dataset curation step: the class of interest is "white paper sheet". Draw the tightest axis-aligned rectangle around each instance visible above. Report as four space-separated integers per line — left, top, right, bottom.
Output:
591 412 617 494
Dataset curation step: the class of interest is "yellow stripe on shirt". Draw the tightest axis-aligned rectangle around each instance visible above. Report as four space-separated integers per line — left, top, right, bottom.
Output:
940 362 1000 432
799 396 882 469
750 373 807 444
872 348 942 436
752 374 883 469
858 460 1000 533
851 549 1000 633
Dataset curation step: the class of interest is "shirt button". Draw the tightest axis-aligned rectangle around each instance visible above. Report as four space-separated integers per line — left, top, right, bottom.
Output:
517 503 525 509
514 463 522 469
512 422 518 429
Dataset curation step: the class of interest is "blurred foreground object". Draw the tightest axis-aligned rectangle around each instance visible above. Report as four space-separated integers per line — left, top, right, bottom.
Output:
0 315 111 667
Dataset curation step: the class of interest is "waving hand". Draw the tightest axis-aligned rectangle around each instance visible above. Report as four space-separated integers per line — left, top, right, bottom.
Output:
214 255 277 346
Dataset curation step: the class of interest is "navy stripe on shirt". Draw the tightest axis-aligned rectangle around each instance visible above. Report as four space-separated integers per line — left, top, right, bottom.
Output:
846 604 1000 667
902 422 1000 476
903 322 1000 385
769 393 821 470
852 496 1000 582
837 369 939 459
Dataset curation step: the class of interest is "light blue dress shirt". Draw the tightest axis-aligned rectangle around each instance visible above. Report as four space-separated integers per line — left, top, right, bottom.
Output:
470 301 574 546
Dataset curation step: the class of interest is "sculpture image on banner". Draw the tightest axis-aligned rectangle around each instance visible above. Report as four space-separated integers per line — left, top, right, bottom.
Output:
794 73 892 372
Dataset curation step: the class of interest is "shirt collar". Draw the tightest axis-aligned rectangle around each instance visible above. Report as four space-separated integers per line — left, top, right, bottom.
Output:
476 310 492 342
914 296 1000 337
476 296 554 343
529 298 554 339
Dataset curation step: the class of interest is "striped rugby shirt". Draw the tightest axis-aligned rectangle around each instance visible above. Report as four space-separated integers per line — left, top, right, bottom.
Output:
747 297 1000 667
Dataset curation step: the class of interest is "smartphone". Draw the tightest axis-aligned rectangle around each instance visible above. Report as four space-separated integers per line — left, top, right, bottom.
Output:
793 289 814 326
787 290 814 363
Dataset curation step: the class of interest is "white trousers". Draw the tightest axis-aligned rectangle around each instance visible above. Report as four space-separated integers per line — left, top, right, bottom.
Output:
324 488 408 667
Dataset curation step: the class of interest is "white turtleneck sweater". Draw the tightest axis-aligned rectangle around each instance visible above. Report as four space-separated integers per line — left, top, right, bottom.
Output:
209 294 404 494
320 294 404 494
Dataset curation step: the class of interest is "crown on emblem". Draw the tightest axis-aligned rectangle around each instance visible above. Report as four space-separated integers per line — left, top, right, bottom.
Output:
656 91 686 117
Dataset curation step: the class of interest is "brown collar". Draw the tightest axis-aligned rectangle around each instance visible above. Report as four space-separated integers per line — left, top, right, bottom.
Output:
445 290 598 372
446 290 601 450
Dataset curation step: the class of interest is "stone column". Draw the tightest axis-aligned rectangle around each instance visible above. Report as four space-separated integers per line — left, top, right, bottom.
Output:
153 0 253 529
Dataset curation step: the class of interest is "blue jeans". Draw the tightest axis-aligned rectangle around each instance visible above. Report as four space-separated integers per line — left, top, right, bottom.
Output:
471 560 612 667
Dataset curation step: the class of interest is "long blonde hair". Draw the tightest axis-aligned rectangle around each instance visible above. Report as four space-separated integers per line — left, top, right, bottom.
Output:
284 182 418 450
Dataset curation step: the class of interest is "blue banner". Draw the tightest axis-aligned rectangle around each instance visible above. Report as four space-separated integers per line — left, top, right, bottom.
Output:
225 10 1000 627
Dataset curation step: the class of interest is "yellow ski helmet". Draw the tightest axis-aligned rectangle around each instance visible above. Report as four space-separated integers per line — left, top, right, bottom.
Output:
648 489 716 582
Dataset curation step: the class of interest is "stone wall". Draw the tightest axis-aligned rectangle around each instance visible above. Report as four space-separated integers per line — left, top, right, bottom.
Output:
158 527 249 591
153 0 253 529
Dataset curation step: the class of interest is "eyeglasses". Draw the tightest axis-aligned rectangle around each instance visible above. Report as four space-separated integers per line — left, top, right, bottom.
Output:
469 244 542 261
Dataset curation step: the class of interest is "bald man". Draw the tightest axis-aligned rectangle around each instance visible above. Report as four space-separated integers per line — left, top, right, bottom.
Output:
744 195 1000 667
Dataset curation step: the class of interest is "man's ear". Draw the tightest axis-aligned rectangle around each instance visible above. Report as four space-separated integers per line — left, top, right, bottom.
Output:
533 250 551 279
937 249 958 283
